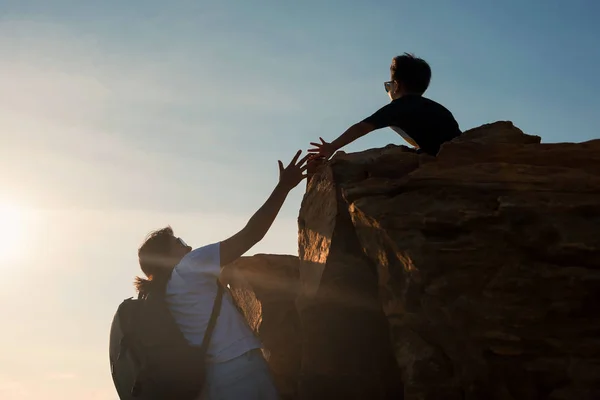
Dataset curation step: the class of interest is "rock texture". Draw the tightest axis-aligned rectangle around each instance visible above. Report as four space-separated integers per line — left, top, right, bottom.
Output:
221 254 302 400
224 122 600 400
298 121 600 399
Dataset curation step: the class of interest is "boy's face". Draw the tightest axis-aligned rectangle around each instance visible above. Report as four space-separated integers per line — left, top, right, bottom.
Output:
385 80 402 101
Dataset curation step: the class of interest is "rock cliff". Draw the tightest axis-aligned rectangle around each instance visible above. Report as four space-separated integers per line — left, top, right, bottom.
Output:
221 254 302 400
227 121 600 400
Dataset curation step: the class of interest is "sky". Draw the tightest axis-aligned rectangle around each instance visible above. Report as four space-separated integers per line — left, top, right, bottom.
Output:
0 0 598 398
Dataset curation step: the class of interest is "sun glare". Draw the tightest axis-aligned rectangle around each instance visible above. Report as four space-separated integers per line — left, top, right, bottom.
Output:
0 203 26 262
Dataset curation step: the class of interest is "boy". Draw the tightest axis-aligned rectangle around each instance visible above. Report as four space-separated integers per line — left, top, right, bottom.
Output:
308 53 461 158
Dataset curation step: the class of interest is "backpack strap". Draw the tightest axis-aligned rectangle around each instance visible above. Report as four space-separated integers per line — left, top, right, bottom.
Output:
198 279 224 356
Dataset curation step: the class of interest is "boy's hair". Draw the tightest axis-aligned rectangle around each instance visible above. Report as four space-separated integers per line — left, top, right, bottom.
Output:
134 226 175 295
390 53 431 94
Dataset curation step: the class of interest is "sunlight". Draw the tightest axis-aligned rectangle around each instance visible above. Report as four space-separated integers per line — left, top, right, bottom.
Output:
0 202 27 262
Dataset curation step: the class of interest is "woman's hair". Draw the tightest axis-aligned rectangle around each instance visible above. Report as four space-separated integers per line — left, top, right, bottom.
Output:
134 226 175 296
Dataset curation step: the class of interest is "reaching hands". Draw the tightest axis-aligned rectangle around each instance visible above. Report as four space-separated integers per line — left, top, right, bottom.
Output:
277 150 310 191
308 137 336 160
219 150 309 267
276 143 333 193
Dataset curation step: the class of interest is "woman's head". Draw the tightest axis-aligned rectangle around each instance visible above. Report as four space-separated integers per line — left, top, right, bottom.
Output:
134 226 192 295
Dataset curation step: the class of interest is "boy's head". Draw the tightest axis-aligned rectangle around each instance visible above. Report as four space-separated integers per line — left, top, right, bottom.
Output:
385 53 431 100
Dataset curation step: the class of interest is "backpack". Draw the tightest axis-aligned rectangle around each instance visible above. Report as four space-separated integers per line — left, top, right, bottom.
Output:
109 280 224 400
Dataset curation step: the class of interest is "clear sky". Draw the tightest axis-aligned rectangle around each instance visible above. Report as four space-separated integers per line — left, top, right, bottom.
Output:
0 0 598 398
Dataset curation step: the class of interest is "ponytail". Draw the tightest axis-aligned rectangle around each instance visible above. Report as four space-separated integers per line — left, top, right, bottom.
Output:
134 273 170 298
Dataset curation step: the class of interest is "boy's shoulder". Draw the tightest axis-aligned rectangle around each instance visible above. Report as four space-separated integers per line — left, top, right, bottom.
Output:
395 94 443 106
393 95 454 115
362 94 458 132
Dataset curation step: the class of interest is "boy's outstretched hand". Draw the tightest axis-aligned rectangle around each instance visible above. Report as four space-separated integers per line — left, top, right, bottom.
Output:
278 150 310 191
308 137 336 160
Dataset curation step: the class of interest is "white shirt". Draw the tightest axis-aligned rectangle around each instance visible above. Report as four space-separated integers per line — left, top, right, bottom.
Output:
165 243 261 363
390 126 419 148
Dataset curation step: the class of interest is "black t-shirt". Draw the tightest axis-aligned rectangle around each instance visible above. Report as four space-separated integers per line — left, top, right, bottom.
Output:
361 95 462 156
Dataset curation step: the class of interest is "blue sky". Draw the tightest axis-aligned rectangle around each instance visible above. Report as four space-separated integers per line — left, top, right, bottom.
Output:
0 0 598 398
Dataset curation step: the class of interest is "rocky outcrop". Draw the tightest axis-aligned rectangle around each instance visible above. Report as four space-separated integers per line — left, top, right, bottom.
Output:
224 122 600 400
221 254 302 400
298 121 600 399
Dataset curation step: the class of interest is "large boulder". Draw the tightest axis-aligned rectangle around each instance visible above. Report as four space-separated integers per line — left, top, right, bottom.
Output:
221 254 302 400
299 121 600 399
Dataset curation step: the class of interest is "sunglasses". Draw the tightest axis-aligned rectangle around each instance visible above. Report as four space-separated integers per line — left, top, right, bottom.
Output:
384 81 394 93
176 237 189 248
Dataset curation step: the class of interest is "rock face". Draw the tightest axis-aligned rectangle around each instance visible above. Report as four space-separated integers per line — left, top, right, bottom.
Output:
298 121 600 399
221 254 302 400
226 122 600 400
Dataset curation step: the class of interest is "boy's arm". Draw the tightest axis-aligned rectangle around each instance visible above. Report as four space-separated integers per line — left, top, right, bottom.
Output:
308 122 375 159
219 150 308 267
330 122 375 153
309 103 395 159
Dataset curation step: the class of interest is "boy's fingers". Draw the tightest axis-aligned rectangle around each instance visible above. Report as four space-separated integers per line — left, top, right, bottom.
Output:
309 142 322 147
